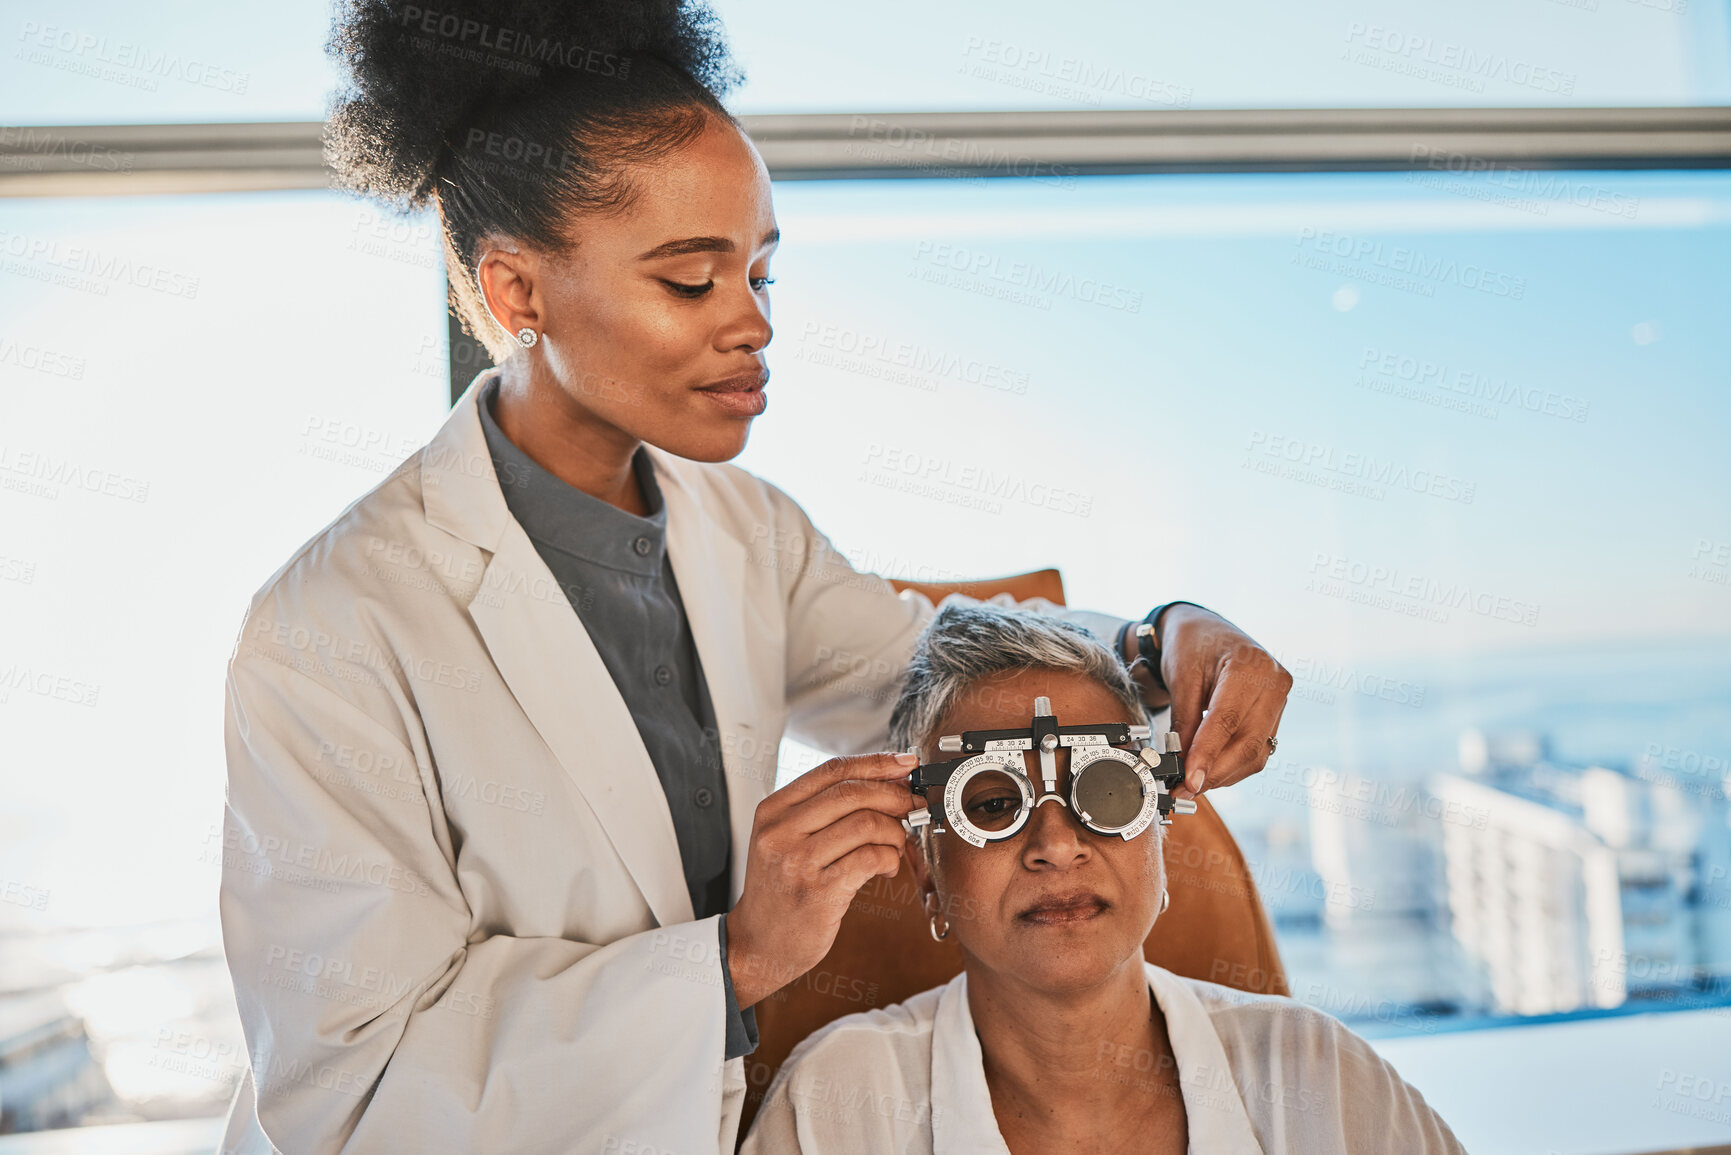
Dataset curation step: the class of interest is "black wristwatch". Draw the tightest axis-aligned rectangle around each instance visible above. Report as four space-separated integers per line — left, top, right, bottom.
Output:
1118 601 1203 693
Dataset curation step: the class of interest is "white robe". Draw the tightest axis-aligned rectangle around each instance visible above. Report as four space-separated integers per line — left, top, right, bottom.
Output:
216 369 1117 1154
743 962 1468 1154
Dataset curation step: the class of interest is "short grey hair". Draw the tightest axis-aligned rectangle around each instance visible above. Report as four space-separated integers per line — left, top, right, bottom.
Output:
887 602 1146 758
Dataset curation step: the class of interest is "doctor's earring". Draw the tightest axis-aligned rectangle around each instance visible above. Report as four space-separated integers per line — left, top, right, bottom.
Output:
1160 888 1170 915
515 327 539 348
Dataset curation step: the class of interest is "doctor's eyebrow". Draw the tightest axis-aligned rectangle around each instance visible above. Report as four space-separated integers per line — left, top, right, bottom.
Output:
636 229 780 261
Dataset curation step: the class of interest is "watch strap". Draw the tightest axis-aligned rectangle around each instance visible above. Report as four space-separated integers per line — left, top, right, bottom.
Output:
1134 602 1174 692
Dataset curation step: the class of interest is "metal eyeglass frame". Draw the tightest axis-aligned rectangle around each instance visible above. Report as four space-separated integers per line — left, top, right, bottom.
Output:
901 695 1197 848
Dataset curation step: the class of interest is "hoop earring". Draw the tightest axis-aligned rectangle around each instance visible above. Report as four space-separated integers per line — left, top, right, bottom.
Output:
928 913 950 942
516 327 539 348
1160 888 1170 915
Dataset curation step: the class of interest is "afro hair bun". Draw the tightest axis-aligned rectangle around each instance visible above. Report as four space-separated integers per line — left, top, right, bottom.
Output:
325 0 743 209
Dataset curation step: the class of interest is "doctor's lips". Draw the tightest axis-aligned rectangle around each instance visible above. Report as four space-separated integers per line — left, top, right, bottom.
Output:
695 368 769 417
1017 889 1109 925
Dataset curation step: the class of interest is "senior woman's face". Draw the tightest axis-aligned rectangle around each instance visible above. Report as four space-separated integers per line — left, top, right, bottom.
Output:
913 668 1166 994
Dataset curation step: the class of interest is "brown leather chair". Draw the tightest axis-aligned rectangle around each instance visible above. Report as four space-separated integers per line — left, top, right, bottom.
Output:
739 571 1288 1134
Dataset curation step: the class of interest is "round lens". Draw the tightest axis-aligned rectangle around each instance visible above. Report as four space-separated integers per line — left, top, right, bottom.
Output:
1073 759 1145 830
958 769 1026 833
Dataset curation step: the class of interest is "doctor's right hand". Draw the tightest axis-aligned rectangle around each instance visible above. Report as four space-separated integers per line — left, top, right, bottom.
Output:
725 751 918 1010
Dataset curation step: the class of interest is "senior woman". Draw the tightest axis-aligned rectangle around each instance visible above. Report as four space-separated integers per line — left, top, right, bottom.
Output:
745 603 1464 1155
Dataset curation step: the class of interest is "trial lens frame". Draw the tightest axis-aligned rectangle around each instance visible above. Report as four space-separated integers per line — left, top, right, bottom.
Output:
902 695 1197 848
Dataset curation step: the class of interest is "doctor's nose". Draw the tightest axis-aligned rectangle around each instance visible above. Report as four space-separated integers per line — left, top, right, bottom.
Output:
715 288 772 354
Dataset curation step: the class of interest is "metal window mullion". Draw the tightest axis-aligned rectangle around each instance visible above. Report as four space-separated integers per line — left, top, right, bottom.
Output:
5 108 1731 196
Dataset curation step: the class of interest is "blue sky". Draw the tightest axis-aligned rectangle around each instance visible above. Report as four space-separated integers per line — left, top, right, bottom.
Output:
3 0 1728 122
738 170 1731 663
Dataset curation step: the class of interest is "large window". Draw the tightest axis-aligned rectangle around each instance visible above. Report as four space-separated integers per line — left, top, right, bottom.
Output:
743 164 1731 1027
741 170 1731 1151
0 191 446 1136
3 1 1730 1152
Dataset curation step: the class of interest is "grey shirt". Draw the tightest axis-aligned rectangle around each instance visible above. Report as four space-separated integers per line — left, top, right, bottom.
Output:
478 376 757 1059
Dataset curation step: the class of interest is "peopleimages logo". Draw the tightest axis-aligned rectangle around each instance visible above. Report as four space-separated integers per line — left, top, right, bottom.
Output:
797 322 1030 396
1307 551 1541 627
1293 228 1526 300
0 126 133 173
1245 430 1477 504
957 36 1193 108
0 444 150 503
1407 146 1640 221
211 827 433 897
1356 346 1590 423
847 117 1080 185
910 241 1143 313
0 229 201 299
16 21 251 93
861 442 1094 518
1341 22 1577 96
0 336 86 379
395 6 631 77
0 664 100 707
1273 651 1427 708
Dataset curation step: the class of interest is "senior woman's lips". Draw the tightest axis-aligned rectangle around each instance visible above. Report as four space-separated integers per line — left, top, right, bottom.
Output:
1017 890 1109 925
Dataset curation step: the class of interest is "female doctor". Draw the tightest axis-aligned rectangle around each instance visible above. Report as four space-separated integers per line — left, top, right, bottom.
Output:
216 2 1295 1152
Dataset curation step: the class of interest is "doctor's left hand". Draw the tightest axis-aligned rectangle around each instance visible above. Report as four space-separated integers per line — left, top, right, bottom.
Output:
1126 603 1293 800
725 751 918 1011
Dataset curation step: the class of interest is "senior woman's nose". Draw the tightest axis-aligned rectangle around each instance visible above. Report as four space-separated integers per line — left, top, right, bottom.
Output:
1020 792 1092 869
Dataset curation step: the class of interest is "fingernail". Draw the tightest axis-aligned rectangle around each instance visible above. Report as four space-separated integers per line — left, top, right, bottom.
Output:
894 752 920 767
1186 768 1204 792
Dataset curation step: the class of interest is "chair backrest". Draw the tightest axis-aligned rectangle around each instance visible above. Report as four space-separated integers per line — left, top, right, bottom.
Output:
740 571 1288 1134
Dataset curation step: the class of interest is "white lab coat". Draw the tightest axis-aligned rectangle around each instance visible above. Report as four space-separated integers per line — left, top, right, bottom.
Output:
743 963 1468 1154
217 370 1115 1154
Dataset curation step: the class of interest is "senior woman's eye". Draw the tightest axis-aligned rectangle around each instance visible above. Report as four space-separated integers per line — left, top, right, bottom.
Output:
960 771 1024 833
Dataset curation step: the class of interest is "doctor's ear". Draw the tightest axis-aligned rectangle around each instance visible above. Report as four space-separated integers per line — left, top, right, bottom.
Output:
475 243 544 347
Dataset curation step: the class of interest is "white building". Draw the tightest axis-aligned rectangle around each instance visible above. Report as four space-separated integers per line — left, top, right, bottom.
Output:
1298 766 1468 1020
1430 730 1731 1017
